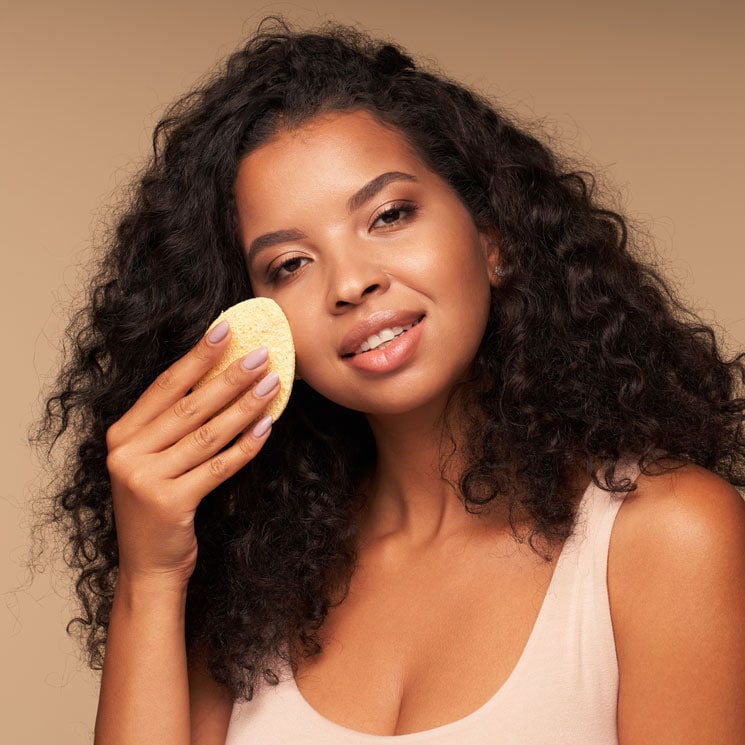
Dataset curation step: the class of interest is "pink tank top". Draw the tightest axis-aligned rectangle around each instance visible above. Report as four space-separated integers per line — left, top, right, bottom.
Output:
226 474 629 744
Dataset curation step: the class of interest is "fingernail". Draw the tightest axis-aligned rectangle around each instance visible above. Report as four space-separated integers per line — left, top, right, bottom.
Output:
207 320 229 344
251 414 273 438
241 346 268 371
254 371 279 397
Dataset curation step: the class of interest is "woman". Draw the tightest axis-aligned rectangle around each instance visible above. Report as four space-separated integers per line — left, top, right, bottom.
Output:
37 19 745 744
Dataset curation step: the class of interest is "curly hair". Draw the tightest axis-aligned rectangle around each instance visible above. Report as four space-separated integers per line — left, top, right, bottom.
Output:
34 18 745 699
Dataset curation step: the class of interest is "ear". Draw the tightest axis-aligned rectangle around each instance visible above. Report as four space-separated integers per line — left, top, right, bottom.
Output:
478 226 502 286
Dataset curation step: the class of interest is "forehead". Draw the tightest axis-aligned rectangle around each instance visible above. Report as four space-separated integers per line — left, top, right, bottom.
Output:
234 110 428 208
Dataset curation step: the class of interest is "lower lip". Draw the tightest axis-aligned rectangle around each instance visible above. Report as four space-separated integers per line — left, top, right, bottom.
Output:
343 318 424 373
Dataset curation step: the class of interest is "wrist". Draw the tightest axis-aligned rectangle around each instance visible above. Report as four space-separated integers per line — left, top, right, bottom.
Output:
114 570 190 613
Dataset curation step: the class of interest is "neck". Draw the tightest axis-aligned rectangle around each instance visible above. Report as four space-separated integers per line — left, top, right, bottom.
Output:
360 398 493 545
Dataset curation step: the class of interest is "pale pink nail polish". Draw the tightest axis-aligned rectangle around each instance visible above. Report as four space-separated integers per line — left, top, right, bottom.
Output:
254 371 279 397
241 346 268 370
251 415 272 438
207 320 229 344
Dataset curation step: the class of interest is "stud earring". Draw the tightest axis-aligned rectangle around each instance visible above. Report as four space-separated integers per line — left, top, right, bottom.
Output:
494 265 506 277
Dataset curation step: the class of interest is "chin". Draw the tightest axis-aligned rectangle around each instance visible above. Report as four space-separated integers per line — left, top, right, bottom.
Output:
326 387 457 420
297 358 471 420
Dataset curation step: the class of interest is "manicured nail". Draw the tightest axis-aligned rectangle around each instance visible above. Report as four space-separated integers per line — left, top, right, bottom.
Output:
241 346 268 371
207 320 229 344
253 371 279 397
251 414 273 438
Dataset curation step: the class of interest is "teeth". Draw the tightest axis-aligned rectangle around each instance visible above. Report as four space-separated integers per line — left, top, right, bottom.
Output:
353 320 418 355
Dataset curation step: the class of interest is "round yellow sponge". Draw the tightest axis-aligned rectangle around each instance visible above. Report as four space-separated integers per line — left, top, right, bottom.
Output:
195 298 295 420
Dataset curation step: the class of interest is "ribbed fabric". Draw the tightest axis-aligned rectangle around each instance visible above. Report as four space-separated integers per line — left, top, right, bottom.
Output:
226 474 631 744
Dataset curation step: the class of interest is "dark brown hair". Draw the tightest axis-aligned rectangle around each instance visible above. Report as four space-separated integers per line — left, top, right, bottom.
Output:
35 18 745 698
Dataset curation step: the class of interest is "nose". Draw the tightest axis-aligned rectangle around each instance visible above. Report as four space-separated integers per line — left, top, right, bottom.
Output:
326 248 390 312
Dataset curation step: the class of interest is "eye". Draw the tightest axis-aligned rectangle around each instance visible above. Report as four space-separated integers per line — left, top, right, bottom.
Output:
370 201 417 230
268 254 310 283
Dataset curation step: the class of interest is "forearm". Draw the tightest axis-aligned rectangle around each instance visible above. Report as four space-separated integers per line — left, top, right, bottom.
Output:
95 576 191 745
94 324 277 744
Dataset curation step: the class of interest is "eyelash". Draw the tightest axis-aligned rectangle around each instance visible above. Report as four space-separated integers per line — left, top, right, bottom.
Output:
370 201 417 229
267 254 308 283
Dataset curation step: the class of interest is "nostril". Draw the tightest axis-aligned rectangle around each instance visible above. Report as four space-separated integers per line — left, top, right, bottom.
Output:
331 277 384 310
335 284 380 308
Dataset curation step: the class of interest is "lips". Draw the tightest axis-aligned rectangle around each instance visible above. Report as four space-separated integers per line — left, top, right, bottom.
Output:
340 311 425 358
352 319 422 354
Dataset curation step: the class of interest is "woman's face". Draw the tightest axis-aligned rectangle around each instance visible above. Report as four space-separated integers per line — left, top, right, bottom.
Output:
235 110 496 416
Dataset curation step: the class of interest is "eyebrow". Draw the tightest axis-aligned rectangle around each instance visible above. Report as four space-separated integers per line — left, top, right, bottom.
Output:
246 171 418 263
346 171 417 213
247 228 307 263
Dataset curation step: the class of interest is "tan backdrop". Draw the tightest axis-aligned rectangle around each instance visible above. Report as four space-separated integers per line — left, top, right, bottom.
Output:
2 1 743 742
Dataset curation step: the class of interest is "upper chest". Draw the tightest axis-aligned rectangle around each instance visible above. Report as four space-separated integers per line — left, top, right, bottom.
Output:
294 533 561 736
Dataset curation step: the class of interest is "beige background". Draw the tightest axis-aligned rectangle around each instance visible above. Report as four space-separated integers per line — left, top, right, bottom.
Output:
2 1 743 742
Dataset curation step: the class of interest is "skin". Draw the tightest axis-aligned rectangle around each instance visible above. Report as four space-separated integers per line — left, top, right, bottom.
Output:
98 328 278 745
238 112 495 419
611 466 745 743
95 111 745 745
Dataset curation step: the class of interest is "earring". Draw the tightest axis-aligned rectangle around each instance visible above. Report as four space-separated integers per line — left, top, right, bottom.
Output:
494 265 506 277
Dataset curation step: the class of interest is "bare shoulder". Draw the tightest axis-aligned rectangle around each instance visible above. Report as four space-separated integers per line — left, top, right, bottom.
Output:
608 463 745 744
611 462 745 559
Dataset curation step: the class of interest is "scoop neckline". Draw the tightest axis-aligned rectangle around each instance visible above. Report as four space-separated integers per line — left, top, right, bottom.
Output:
286 480 597 741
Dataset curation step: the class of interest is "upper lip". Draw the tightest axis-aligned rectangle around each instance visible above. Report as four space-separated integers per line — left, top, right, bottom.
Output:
339 310 424 357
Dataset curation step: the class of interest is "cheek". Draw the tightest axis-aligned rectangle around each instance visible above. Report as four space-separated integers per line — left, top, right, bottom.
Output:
286 316 327 385
293 348 315 382
293 354 346 407
443 237 492 307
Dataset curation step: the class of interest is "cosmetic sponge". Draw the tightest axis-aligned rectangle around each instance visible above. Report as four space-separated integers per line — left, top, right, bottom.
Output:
195 297 295 420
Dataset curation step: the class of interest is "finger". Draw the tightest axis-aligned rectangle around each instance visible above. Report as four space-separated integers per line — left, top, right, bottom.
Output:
161 372 279 477
114 321 232 437
137 349 272 454
178 412 274 503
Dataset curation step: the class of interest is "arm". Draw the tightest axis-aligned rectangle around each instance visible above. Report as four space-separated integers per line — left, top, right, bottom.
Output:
95 325 278 745
609 465 745 744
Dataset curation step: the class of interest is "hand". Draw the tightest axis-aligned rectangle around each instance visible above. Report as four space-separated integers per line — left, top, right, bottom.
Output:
105 320 279 588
